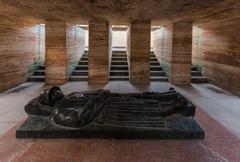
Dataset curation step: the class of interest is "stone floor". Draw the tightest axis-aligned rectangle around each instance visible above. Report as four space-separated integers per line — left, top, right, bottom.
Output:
0 81 240 162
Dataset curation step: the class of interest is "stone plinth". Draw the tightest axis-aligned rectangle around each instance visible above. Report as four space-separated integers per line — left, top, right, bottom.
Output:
16 87 204 139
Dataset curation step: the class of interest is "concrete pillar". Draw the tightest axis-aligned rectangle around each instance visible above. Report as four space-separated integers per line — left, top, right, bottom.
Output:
88 18 110 84
128 20 151 84
45 21 67 84
170 21 193 85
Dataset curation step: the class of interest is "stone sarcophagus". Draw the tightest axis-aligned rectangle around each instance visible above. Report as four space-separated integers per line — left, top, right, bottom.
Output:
16 87 204 139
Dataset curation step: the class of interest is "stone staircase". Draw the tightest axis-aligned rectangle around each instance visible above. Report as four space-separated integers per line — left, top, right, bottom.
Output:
109 51 129 81
28 65 45 82
70 51 169 82
191 66 208 83
28 50 207 84
150 52 168 82
149 52 207 83
69 51 88 81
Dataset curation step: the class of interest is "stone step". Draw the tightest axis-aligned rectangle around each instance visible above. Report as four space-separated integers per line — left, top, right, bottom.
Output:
150 66 163 71
112 51 127 54
112 57 127 61
112 55 127 58
37 65 45 70
150 61 160 66
112 52 127 54
111 61 128 65
112 51 127 53
109 76 129 81
81 57 88 61
78 61 88 65
110 65 129 71
112 54 127 57
150 58 158 61
150 76 169 82
150 54 155 57
191 70 200 73
72 70 88 76
191 76 208 83
34 70 45 76
150 71 166 76
110 71 129 76
191 66 198 71
76 65 88 70
69 76 88 81
28 76 45 82
191 71 202 76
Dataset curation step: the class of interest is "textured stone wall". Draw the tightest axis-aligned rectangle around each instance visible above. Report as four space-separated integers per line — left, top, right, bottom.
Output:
127 27 130 58
128 20 151 84
66 24 85 76
109 27 113 68
192 26 203 71
112 31 127 48
38 25 45 65
194 21 240 95
153 26 173 77
88 18 110 84
152 28 164 62
0 12 40 92
45 21 67 84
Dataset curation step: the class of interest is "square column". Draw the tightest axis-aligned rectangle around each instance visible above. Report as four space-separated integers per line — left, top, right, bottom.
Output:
128 20 151 84
170 21 193 85
45 21 67 84
88 18 110 84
